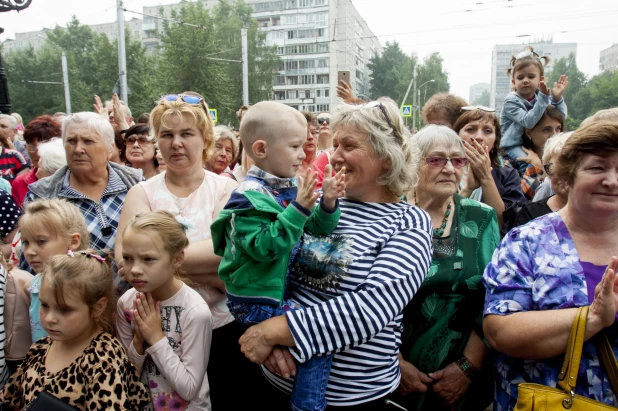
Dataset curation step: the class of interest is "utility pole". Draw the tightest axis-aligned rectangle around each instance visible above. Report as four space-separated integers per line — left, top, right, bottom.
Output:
412 67 417 131
61 51 71 114
117 0 129 103
241 27 249 106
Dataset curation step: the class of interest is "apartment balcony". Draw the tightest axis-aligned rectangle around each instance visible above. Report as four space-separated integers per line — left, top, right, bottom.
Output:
142 22 157 31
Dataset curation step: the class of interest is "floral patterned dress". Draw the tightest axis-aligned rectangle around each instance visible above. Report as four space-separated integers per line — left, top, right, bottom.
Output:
483 212 618 411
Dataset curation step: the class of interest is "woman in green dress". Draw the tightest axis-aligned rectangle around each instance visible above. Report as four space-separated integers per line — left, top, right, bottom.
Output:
399 125 499 411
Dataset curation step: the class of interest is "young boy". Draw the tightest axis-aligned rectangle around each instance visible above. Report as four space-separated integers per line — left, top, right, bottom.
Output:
211 101 345 411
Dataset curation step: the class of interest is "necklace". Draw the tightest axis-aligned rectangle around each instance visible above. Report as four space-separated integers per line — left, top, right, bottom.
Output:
415 191 452 244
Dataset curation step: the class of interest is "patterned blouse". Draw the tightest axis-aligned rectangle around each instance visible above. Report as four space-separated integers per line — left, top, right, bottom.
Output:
483 212 618 411
0 332 151 410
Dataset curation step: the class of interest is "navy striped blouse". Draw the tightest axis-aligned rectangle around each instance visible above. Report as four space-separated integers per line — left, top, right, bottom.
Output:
265 199 433 406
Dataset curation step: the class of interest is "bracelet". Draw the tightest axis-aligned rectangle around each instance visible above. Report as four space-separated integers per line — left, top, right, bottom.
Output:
455 356 481 381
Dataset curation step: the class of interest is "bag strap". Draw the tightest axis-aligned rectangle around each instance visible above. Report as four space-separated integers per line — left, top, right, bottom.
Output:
558 306 588 392
598 331 618 397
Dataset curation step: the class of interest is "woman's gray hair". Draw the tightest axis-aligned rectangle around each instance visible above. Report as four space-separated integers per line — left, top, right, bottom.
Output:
61 112 114 149
38 137 67 175
414 125 465 159
542 132 572 164
331 98 420 196
0 114 17 130
214 125 239 160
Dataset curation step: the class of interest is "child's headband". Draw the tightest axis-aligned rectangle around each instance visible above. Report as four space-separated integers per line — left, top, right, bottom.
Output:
67 250 105 264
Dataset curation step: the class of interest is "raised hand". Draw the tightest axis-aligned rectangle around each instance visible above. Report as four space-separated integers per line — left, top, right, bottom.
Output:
336 80 355 103
538 80 550 96
112 93 130 130
132 292 165 347
551 75 569 101
296 167 320 211
464 139 492 187
321 164 345 211
589 256 618 329
93 95 107 117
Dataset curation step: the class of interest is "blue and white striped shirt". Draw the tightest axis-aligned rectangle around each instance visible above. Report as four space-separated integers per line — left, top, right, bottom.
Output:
265 199 432 406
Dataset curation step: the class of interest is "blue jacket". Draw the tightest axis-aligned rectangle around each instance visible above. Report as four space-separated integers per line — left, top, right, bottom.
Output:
499 90 567 149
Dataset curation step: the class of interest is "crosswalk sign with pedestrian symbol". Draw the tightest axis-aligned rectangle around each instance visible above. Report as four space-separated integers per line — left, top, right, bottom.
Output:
401 105 412 117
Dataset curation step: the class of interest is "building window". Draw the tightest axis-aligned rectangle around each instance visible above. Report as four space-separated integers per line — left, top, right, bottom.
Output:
317 104 329 112
317 75 329 84
325 89 329 97
287 76 299 85
286 90 298 99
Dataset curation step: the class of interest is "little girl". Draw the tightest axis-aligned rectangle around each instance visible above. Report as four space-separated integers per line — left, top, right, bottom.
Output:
19 199 90 343
0 249 150 410
500 46 568 172
117 211 212 411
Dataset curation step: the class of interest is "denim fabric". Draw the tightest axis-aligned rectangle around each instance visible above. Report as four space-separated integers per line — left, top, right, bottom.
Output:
502 148 528 175
228 300 332 411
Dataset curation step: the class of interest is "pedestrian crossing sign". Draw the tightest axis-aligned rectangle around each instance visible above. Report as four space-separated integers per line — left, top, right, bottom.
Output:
401 105 412 117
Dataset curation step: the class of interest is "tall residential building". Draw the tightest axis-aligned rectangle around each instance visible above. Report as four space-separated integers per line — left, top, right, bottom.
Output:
490 41 577 114
247 0 381 113
469 83 490 105
599 44 618 73
2 0 381 113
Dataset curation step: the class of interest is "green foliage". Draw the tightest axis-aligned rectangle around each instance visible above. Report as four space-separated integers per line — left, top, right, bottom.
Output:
5 16 153 122
546 55 618 129
155 0 280 125
4 1 279 126
472 90 491 107
368 42 449 108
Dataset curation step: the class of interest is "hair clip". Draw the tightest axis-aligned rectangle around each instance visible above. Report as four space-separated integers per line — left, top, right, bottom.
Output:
515 49 542 62
175 215 197 231
79 251 105 264
67 250 75 257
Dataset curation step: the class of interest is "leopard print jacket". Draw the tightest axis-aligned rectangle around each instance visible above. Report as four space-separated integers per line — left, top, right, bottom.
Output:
0 332 151 410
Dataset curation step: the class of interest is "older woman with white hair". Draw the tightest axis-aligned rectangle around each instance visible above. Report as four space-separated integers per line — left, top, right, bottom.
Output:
238 99 433 409
396 125 499 411
204 125 238 179
34 138 67 180
26 112 142 253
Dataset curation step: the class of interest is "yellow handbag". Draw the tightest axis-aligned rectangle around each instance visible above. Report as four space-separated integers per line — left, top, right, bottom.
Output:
515 306 618 410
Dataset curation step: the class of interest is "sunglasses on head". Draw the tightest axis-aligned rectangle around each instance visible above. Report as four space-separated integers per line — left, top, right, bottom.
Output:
317 117 330 125
160 94 205 105
426 156 468 169
461 105 495 113
365 101 396 131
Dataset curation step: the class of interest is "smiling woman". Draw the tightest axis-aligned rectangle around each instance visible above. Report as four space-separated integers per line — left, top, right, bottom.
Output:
482 121 618 411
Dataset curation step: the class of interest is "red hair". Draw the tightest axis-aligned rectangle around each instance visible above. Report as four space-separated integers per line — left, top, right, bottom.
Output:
23 115 62 145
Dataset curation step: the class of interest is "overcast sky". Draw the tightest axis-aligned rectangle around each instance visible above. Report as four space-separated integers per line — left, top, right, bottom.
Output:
1 0 616 100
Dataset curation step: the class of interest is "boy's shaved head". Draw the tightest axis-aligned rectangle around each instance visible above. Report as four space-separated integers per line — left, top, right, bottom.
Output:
239 101 307 151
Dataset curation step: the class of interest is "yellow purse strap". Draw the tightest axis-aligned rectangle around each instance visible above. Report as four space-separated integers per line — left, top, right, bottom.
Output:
558 306 589 393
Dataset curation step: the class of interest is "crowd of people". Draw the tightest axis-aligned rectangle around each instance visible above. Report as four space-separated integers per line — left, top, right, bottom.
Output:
0 45 615 411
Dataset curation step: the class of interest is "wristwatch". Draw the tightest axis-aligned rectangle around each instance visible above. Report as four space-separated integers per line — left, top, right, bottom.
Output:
456 356 481 380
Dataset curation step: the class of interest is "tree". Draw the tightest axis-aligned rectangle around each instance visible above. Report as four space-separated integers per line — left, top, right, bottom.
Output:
368 41 417 105
368 43 450 110
4 17 155 122
155 0 280 125
415 52 450 110
545 53 587 126
473 90 490 107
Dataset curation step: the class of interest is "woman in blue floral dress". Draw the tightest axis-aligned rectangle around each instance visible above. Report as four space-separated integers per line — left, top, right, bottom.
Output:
482 120 618 410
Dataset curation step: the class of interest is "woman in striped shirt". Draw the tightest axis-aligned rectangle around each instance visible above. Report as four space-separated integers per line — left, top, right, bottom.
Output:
239 99 433 410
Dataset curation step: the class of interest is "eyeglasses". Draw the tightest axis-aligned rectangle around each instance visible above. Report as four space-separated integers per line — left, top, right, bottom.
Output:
543 162 553 176
461 105 495 113
317 117 330 125
160 94 204 105
426 156 468 169
125 135 153 145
